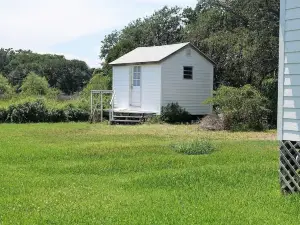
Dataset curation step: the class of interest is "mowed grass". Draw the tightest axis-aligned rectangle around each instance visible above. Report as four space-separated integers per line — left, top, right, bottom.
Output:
0 123 299 225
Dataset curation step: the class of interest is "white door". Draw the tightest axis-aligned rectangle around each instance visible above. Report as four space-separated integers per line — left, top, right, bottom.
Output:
130 66 141 107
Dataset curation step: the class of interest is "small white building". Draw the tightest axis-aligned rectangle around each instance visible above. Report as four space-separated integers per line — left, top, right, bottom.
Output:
278 0 300 194
109 42 215 115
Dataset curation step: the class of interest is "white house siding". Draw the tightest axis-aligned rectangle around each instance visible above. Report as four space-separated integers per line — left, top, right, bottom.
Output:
140 64 162 113
112 66 130 109
279 0 300 141
161 47 213 115
113 64 161 113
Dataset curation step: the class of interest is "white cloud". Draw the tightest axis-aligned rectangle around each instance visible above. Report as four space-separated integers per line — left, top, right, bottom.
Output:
0 0 196 66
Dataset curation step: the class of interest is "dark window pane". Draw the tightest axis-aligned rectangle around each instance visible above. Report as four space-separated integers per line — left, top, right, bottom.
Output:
183 66 193 79
184 70 193 75
184 75 193 79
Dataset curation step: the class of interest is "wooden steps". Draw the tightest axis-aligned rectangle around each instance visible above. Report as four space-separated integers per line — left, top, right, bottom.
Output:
110 111 155 125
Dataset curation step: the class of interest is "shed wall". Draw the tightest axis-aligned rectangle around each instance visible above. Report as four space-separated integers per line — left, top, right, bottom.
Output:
161 46 213 115
112 66 130 109
279 0 300 141
112 64 161 113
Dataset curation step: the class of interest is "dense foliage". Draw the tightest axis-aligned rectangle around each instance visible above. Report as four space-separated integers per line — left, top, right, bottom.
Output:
0 99 89 123
205 85 270 131
0 74 13 99
21 72 49 96
0 49 92 94
161 103 192 124
100 0 279 128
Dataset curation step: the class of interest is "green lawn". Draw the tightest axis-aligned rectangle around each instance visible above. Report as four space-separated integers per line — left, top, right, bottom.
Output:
0 123 299 225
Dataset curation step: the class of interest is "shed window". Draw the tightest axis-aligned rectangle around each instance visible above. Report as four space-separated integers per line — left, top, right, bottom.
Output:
183 66 193 80
133 66 141 86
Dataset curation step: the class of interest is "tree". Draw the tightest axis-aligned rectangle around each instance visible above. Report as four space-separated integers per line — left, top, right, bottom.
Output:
21 72 49 96
1 50 92 94
185 0 279 88
100 30 120 60
0 74 14 99
100 6 185 66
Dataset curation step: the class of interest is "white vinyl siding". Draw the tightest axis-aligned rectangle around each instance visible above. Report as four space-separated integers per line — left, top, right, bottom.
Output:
279 0 300 141
113 64 161 113
112 66 130 109
161 47 213 115
140 64 162 113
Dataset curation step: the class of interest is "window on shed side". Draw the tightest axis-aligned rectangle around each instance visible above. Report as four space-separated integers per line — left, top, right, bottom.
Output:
183 66 193 80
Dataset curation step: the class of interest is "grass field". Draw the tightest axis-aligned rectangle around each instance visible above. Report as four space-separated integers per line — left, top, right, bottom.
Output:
0 123 299 225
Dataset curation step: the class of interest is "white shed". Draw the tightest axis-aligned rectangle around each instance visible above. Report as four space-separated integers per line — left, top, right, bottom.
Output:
278 0 300 194
109 42 215 116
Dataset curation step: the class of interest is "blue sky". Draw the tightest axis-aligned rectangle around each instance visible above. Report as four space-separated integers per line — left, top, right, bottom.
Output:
1 0 197 68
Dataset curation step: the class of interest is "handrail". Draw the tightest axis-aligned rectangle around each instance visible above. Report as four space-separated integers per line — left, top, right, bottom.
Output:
110 91 115 106
109 91 115 122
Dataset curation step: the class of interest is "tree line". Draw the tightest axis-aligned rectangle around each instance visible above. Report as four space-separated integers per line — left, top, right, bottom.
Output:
0 49 92 94
100 0 279 127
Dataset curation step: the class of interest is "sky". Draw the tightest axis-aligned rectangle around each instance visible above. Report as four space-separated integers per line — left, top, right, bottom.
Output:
0 0 197 68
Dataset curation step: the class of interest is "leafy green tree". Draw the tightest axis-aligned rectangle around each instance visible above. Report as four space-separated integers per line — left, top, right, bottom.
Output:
80 73 112 110
185 0 279 88
81 73 111 98
0 74 14 99
205 85 270 131
21 72 49 96
1 50 92 94
100 6 185 66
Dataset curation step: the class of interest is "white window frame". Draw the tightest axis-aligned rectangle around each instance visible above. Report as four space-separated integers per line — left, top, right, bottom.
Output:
133 66 141 87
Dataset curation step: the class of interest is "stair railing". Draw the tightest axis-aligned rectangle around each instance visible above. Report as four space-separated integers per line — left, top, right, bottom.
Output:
109 91 116 122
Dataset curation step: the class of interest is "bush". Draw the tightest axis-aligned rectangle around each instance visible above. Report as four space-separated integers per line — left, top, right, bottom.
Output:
161 103 192 124
200 114 224 131
7 100 48 123
261 78 277 128
48 109 68 122
145 115 163 124
46 88 61 100
0 108 8 123
21 72 49 96
172 140 215 155
0 99 90 123
205 85 270 131
0 74 14 99
66 106 90 122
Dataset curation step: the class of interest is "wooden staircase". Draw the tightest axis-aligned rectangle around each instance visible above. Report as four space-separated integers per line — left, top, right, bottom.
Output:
110 111 155 125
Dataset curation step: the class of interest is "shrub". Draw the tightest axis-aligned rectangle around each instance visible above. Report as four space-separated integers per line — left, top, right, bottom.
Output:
172 140 215 155
48 109 68 122
7 100 48 123
145 115 163 124
0 74 14 99
66 106 90 122
21 72 49 96
46 88 61 100
0 108 8 123
1 99 90 123
200 114 224 131
261 78 277 128
161 103 192 124
205 85 270 131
